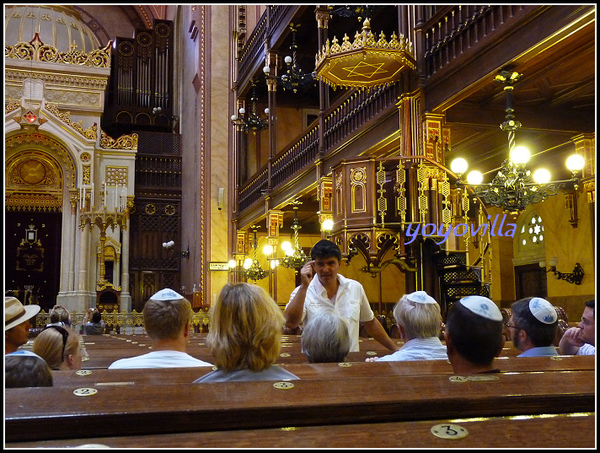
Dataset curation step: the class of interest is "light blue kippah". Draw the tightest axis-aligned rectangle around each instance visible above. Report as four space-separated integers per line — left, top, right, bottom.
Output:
459 295 503 321
406 290 437 305
528 297 557 324
150 288 184 301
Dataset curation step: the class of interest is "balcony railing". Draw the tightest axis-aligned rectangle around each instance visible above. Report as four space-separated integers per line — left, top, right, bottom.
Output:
419 5 529 79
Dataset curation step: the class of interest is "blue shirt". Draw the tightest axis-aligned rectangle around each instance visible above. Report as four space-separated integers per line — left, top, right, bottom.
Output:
517 345 558 357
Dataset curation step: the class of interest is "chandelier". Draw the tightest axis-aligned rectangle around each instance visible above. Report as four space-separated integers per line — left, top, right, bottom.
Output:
314 10 415 91
231 80 269 133
450 69 585 213
280 205 310 269
263 24 316 93
243 229 268 281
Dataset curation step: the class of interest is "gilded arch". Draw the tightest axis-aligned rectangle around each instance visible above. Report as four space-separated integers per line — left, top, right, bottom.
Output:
5 132 77 211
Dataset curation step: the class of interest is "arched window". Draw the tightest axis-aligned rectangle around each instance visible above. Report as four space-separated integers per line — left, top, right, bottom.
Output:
514 212 547 299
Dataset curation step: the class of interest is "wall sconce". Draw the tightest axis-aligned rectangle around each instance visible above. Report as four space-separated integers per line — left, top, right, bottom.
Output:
539 257 584 285
321 218 334 238
152 106 179 127
162 240 190 259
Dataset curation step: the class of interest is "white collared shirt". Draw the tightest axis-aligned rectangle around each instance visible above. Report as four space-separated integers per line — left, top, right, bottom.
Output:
288 273 374 352
108 350 213 369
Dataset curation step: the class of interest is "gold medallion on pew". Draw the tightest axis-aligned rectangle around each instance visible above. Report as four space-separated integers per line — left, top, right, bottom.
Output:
76 370 92 376
365 351 377 356
431 423 468 440
449 375 469 382
338 362 352 367
550 356 563 361
73 387 98 397
279 352 291 358
273 381 294 390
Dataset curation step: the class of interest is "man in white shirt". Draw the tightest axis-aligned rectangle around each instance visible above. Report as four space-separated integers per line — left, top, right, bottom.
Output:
369 290 448 362
559 299 595 356
109 288 213 369
285 239 398 353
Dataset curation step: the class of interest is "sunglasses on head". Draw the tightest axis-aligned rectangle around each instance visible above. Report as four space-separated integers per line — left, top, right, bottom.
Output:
43 325 69 362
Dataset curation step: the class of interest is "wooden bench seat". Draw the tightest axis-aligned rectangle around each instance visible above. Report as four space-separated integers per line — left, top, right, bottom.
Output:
80 333 522 369
6 412 595 448
50 355 596 387
5 370 595 442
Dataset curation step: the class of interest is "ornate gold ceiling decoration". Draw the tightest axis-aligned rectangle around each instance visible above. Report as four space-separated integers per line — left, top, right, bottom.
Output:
5 33 111 68
45 103 97 140
100 131 139 150
315 18 416 90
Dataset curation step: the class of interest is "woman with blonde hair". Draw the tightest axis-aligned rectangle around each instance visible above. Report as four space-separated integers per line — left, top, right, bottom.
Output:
194 282 299 382
32 325 83 370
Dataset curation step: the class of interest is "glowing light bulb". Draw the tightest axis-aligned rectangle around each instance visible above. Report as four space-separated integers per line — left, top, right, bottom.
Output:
533 168 551 184
466 170 483 185
450 158 468 175
322 219 334 231
510 146 530 165
566 154 585 171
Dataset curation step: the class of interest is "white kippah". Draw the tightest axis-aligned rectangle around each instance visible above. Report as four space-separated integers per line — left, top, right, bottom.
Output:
528 297 557 324
459 295 503 322
406 290 437 305
150 288 184 301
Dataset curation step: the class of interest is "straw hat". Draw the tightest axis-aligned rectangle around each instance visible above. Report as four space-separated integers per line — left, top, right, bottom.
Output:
5 297 41 331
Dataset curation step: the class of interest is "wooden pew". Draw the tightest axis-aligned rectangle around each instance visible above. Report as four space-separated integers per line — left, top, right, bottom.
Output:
80 334 403 368
79 332 559 369
50 355 596 387
6 412 595 448
5 370 595 442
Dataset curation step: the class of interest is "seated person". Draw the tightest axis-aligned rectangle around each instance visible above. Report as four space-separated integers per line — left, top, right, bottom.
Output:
5 296 40 355
444 295 505 374
194 283 299 382
84 310 105 335
109 288 213 369
559 299 595 356
301 309 350 363
368 291 448 362
508 297 558 357
46 304 71 327
5 350 53 388
32 325 83 370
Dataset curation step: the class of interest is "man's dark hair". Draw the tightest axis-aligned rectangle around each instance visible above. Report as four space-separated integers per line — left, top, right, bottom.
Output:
92 311 102 323
511 297 557 347
5 355 53 388
445 301 504 366
584 299 595 316
49 306 70 325
310 239 342 261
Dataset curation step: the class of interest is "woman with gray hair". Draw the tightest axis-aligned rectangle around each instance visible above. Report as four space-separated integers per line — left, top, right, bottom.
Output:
301 309 350 363
367 291 448 362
